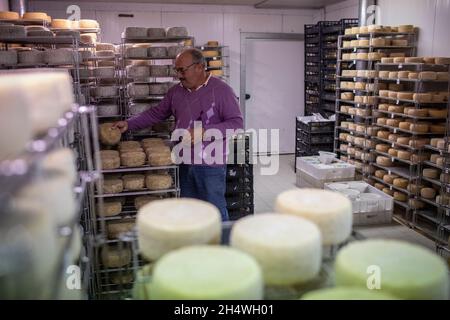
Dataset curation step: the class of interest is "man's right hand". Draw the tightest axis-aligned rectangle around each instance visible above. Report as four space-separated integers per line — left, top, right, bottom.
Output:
112 121 128 133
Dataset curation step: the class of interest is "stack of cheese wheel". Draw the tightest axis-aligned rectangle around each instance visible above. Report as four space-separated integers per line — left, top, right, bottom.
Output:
149 246 263 299
137 198 221 261
275 189 352 245
230 213 321 286
335 239 449 299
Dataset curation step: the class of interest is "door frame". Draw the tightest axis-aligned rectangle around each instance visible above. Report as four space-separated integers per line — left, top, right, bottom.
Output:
239 32 305 129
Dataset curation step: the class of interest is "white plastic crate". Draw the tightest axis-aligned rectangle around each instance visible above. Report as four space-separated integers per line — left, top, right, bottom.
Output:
324 181 394 226
296 170 354 189
297 156 355 181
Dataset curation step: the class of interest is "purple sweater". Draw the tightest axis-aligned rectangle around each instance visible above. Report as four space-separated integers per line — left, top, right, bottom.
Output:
127 76 243 166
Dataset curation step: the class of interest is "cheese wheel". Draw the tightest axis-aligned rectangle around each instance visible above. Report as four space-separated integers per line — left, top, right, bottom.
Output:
388 134 400 142
98 201 122 217
339 133 348 140
397 150 411 160
377 131 390 139
366 70 378 78
430 154 440 163
348 123 357 131
92 86 117 98
356 125 366 133
371 38 386 46
419 72 437 80
107 220 135 239
351 27 360 34
405 57 423 63
430 124 446 134
375 170 387 179
368 52 383 60
393 57 406 63
354 96 364 104
51 19 71 29
382 188 394 196
150 246 263 300
408 72 419 79
377 156 393 167
392 39 408 46
96 43 115 51
202 50 219 58
408 199 426 209
388 72 398 79
0 11 19 20
378 104 389 111
122 174 145 190
275 189 352 246
335 239 449 299
401 120 413 130
341 92 354 100
127 83 150 98
137 198 222 262
393 178 408 189
397 92 414 100
99 123 121 146
386 119 401 127
381 58 394 64
120 151 146 167
377 118 387 125
134 195 160 210
100 151 120 170
411 154 430 164
350 40 359 47
342 53 351 60
379 90 390 97
388 149 398 157
389 84 403 92
410 123 429 133
126 47 147 59
230 214 321 286
374 183 385 191
145 173 173 190
340 106 350 113
436 157 445 167
103 178 124 194
437 140 446 150
407 108 428 117
423 169 439 179
398 71 409 79
393 192 407 202
357 53 368 60
208 59 223 68
389 91 398 99
397 137 411 145
359 40 369 47
390 52 406 58
118 141 141 151
79 19 99 29
420 188 436 199
388 105 404 113
126 65 150 79
409 139 430 148
384 174 399 184
124 27 147 38
437 72 449 81
435 57 450 65
101 245 131 268
0 50 18 66
428 109 447 118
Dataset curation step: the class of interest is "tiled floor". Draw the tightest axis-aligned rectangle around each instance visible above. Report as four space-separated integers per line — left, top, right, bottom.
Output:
253 154 437 251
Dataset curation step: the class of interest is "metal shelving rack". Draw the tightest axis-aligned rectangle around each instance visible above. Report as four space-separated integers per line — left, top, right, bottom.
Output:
195 44 229 83
367 62 448 232
334 28 418 180
304 23 321 115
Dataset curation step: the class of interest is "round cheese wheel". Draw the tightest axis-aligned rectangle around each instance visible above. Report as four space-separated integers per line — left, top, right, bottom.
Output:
377 118 387 125
145 173 173 190
350 40 359 47
341 92 354 100
423 169 439 179
381 58 394 64
379 104 389 111
409 139 430 148
379 90 390 97
92 86 117 98
340 106 350 113
79 19 99 29
376 144 390 153
388 148 398 157
335 239 449 299
341 122 350 128
430 124 446 134
339 133 348 140
101 245 131 268
421 188 436 199
436 157 445 167
437 140 446 150
396 137 411 145
377 156 393 167
435 57 450 65
371 38 386 46
389 91 398 99
351 27 360 34
126 65 150 79
410 123 429 133
407 108 429 117
436 72 449 81
393 178 408 189
124 27 147 38
107 220 135 239
150 246 263 299
134 195 160 210
394 192 408 202
120 151 146 167
418 72 437 80
397 150 412 160
398 71 410 79
230 214 321 286
382 188 395 196
393 57 406 63
137 198 221 261
357 53 368 60
356 70 366 77
428 109 447 118
98 201 122 217
368 52 382 60
388 105 404 113
19 49 46 65
375 170 387 179
386 119 401 127
208 59 223 68
405 57 424 63
430 154 440 163
118 141 141 151
373 183 384 191
354 96 364 103
411 154 430 164
348 123 357 130
275 189 352 246
103 178 124 194
0 11 20 20
398 92 414 100
384 174 399 184
377 131 390 139
126 47 147 59
408 199 426 209
99 123 121 146
366 70 378 78
389 72 398 79
392 39 408 46
96 43 115 51
123 174 145 190
51 19 71 29
166 26 188 38
388 134 400 142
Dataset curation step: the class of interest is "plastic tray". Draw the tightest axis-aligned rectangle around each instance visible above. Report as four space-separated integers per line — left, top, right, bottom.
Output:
297 156 356 180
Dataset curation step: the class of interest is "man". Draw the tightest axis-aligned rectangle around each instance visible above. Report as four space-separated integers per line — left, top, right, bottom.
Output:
113 48 243 221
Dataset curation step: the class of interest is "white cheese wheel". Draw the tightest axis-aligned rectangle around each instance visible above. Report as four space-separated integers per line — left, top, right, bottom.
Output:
147 46 167 58
120 151 146 167
166 26 188 38
419 72 437 80
124 27 147 38
275 189 352 246
149 83 168 95
230 214 321 286
51 19 71 29
79 19 99 29
137 198 221 261
377 156 393 167
127 83 150 97
423 168 439 179
122 174 145 190
126 47 147 59
126 65 150 79
99 123 121 146
107 220 135 239
167 46 185 58
135 195 160 210
149 65 168 77
410 123 429 133
0 50 18 66
0 25 28 38
150 246 263 300
145 173 173 190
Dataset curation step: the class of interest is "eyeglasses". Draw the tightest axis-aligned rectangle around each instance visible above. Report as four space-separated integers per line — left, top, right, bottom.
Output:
173 62 198 74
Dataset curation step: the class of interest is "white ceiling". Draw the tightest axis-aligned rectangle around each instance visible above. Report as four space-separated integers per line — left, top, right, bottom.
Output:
34 0 343 9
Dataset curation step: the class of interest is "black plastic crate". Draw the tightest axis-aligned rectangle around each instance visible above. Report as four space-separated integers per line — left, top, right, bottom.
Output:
305 24 320 34
297 118 335 133
226 192 254 210
341 18 359 29
228 205 254 221
320 20 341 34
226 164 253 180
226 178 253 195
297 141 334 155
298 131 334 145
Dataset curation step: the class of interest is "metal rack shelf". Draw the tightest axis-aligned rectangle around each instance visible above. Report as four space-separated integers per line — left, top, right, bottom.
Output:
372 162 419 180
0 36 94 47
101 164 177 174
122 36 193 43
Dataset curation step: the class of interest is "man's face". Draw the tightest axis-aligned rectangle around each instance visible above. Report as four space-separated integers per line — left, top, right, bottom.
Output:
174 53 201 89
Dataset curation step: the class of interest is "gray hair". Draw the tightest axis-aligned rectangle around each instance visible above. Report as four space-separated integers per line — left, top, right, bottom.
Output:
182 48 206 67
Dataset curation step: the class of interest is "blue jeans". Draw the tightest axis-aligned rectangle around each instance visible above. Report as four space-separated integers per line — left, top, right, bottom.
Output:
179 164 229 221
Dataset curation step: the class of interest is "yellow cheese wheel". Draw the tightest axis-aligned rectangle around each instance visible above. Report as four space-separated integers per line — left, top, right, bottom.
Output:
388 72 398 79
348 123 357 131
397 150 412 160
377 156 393 167
208 60 223 68
394 57 406 63
350 40 359 47
0 11 20 20
389 91 398 99
372 38 386 46
22 12 48 21
342 70 357 77
344 28 352 35
356 109 370 117
346 134 354 143
431 93 446 103
392 39 408 46
359 40 369 47
423 169 438 179
393 178 409 189
354 96 364 104
383 188 395 196
413 93 433 103
368 52 383 60
405 57 424 63
398 92 414 100
408 72 419 79
376 144 390 153
398 122 411 130
383 174 399 184
377 131 390 139
396 137 411 145
343 41 352 48
388 105 404 113
388 148 398 157
368 25 382 32
430 124 445 134
398 71 410 79
51 19 71 29
435 57 450 65
357 53 369 60
386 119 401 127
430 138 443 147
351 27 360 34
379 90 390 97
375 169 387 179
341 92 354 100
409 139 430 148
407 108 428 117
398 25 414 33
379 104 389 111
410 123 429 133
394 192 408 202
210 69 224 76
202 50 219 57
375 183 385 191
420 188 436 199
79 19 99 29
340 106 350 113
377 118 388 125
207 40 219 47
354 82 365 90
